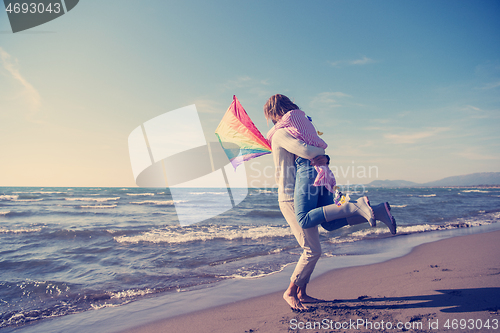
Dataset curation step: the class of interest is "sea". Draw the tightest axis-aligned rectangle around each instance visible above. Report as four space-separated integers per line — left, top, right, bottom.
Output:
1 186 499 331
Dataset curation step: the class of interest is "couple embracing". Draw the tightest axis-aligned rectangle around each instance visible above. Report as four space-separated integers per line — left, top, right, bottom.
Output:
263 94 397 311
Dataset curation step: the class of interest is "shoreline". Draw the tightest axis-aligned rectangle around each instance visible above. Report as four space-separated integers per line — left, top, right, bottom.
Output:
123 228 500 333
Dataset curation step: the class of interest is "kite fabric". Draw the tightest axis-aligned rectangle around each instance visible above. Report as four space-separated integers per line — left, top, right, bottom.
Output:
215 95 272 169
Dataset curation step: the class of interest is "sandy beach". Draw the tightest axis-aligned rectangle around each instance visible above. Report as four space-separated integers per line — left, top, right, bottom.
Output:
122 230 500 333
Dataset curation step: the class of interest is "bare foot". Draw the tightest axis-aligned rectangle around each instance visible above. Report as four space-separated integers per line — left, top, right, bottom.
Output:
283 291 307 311
298 295 324 303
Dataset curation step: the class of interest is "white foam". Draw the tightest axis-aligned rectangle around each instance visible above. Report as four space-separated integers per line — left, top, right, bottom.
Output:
397 224 436 233
110 288 155 299
0 227 42 234
391 204 407 208
349 227 395 239
114 225 291 244
0 211 11 216
15 198 44 202
126 193 155 196
90 303 124 310
461 189 490 193
0 195 19 201
66 197 120 202
326 213 499 244
17 191 65 194
227 264 290 280
418 194 436 197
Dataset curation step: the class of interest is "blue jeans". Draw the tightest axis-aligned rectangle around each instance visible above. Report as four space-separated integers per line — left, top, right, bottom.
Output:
294 157 332 228
294 157 348 230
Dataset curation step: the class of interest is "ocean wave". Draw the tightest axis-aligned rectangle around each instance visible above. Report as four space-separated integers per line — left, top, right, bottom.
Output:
15 198 44 202
78 205 118 209
0 210 36 218
13 191 66 194
226 263 291 280
0 281 110 328
418 194 436 197
90 303 124 310
461 189 490 193
126 193 155 196
390 204 407 208
0 227 42 234
0 195 19 201
114 225 292 244
65 197 120 202
110 288 155 299
326 214 499 245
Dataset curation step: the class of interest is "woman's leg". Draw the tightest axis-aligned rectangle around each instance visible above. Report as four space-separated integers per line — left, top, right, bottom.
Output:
317 188 349 231
279 200 322 308
294 158 328 228
322 197 375 226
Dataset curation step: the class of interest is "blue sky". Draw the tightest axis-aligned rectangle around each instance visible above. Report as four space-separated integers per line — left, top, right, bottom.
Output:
1 0 499 187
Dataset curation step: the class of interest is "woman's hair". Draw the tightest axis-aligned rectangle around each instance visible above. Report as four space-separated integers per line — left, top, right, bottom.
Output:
263 94 299 124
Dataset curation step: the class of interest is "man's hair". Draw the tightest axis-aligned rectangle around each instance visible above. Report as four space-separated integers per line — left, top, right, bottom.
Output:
263 94 299 124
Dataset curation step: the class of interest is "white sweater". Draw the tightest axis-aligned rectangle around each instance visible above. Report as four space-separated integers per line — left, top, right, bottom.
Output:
270 129 325 202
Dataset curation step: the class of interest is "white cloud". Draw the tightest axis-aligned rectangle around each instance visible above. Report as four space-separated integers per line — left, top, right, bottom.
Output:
329 56 376 67
349 56 375 65
384 127 449 144
0 47 41 121
461 105 497 119
464 105 481 111
309 91 351 110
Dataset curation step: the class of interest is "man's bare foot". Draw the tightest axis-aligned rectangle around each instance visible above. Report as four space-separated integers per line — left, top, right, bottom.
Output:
298 295 324 303
283 291 307 311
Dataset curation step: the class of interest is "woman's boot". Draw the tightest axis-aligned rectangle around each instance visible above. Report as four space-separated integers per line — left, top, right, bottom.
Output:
371 202 397 234
322 197 375 226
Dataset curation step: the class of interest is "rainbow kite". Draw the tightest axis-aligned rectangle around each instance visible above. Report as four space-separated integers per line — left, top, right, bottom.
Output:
215 95 272 169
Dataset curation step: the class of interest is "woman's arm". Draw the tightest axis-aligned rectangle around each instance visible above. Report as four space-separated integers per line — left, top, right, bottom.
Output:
273 128 325 159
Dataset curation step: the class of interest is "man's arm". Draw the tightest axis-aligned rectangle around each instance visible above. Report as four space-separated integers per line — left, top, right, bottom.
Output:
273 129 325 159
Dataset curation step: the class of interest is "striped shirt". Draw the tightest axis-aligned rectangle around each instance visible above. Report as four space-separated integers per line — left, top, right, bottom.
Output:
267 110 336 193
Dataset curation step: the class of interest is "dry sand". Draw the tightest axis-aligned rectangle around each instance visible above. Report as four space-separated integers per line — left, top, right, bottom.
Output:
123 230 500 333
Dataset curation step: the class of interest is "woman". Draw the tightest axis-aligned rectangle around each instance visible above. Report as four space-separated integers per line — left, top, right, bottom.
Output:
264 94 396 311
